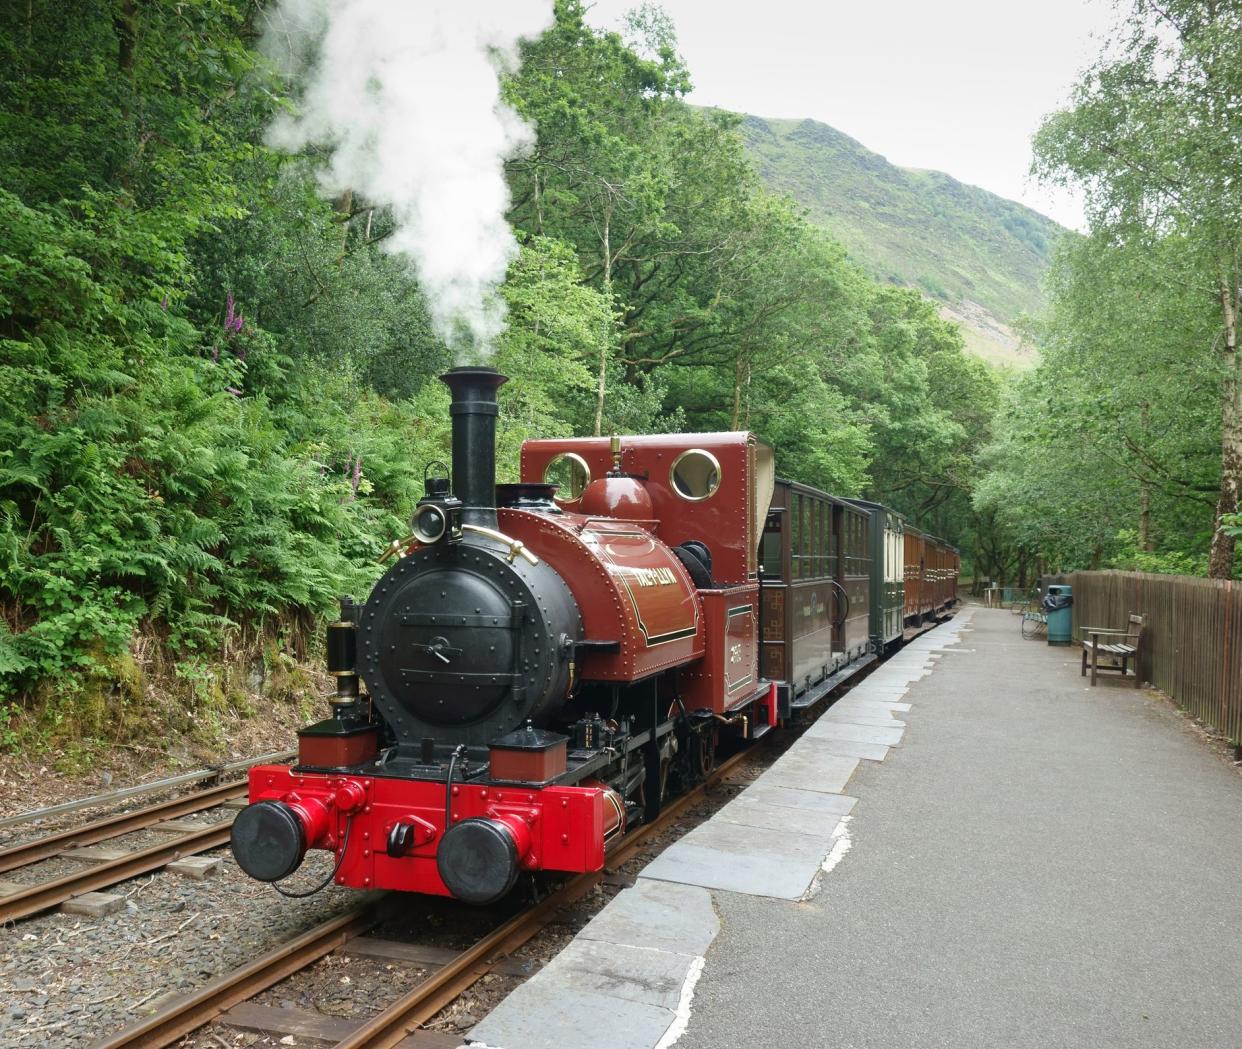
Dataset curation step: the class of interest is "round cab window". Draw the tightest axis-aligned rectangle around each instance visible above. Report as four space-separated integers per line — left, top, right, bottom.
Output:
542 452 591 501
670 449 721 501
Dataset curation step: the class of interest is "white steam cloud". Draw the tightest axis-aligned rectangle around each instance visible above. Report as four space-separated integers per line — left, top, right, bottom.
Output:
261 0 553 359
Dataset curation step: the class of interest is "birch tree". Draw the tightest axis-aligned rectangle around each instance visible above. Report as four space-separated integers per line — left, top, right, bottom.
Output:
1033 0 1242 577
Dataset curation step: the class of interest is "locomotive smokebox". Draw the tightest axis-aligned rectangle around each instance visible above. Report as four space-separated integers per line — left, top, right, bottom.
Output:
441 366 508 527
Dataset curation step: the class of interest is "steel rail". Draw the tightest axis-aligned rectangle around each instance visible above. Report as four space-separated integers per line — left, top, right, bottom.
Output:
0 779 246 875
332 747 753 1049
90 901 382 1049
0 820 235 923
0 750 293 832
88 747 753 1049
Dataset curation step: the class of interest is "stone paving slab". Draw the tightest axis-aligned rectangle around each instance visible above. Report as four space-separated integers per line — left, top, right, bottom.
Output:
577 878 718 957
800 720 905 746
544 939 696 1011
788 736 891 761
167 856 222 879
757 744 859 794
467 865 717 1049
712 793 847 836
640 819 834 899
829 699 912 714
469 983 677 1049
818 712 908 728
717 780 858 820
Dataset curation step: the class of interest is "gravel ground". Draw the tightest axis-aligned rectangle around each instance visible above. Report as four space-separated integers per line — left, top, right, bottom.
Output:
1 805 239 887
0 845 359 1048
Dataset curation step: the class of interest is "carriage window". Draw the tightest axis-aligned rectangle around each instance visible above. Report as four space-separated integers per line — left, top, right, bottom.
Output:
791 494 802 578
760 513 782 577
542 452 591 501
670 449 721 501
809 500 819 578
805 498 813 578
814 496 824 573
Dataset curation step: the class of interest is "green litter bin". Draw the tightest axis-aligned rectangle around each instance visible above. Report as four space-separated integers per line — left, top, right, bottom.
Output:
1042 584 1073 646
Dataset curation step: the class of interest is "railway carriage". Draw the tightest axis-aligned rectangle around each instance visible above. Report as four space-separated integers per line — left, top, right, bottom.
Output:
849 498 905 653
231 367 957 906
902 527 959 625
758 481 873 712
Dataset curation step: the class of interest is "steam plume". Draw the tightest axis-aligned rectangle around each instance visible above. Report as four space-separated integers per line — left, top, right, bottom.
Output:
261 0 553 360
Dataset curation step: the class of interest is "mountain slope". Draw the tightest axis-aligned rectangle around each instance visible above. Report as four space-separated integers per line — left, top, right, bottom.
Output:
737 114 1065 364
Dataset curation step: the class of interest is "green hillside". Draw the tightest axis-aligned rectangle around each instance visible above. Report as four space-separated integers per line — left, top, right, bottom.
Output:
737 113 1065 330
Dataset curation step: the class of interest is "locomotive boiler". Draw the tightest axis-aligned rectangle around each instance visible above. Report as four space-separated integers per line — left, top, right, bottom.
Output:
231 366 778 903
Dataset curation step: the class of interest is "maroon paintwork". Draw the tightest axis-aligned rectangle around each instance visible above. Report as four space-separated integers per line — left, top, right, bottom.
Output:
522 434 763 585
498 508 705 682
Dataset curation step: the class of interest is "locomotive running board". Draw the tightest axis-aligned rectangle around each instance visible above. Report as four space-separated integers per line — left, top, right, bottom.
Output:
790 654 878 711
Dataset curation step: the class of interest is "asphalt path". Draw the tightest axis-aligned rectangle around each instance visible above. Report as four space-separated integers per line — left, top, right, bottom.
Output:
679 607 1242 1049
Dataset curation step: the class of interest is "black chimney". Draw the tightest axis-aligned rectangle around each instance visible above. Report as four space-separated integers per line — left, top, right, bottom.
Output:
440 366 508 527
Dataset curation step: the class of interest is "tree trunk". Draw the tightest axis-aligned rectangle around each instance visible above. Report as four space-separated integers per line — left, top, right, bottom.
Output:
333 189 353 257
1209 276 1240 578
593 213 611 437
115 0 137 77
730 349 747 430
1139 402 1153 551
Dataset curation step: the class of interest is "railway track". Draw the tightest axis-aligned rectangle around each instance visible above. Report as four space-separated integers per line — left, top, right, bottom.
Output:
0 752 293 923
0 779 245 874
0 818 236 923
0 751 293 833
94 747 754 1049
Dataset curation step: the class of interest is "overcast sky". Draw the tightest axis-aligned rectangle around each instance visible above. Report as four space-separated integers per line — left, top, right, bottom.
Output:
584 0 1116 230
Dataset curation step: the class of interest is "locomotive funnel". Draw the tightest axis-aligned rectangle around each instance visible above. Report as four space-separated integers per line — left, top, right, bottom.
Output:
440 366 508 527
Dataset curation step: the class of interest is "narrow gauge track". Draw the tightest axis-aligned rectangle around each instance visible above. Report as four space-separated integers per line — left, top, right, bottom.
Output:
0 751 293 832
0 752 294 923
93 747 755 1049
0 779 245 874
0 815 236 924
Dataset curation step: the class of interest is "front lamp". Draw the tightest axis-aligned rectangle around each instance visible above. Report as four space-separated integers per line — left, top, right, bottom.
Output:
413 502 449 544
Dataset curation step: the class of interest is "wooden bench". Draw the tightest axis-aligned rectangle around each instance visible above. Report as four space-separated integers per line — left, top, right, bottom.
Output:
1080 613 1146 687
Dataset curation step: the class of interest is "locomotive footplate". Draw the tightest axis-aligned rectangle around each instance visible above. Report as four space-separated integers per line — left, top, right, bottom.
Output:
289 718 671 789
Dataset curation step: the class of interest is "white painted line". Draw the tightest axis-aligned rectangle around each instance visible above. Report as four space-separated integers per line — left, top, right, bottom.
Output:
654 954 707 1049
821 814 853 876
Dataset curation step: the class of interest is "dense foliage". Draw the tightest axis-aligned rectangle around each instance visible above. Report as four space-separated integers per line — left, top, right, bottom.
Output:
978 0 1242 580
0 0 997 745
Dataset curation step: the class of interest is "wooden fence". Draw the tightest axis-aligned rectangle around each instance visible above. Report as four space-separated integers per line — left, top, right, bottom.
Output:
1049 571 1242 745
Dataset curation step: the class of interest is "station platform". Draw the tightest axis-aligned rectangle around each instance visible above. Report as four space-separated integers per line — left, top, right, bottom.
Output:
465 606 1242 1049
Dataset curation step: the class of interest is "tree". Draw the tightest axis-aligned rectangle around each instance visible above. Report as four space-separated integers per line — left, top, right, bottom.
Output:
1033 0 1242 577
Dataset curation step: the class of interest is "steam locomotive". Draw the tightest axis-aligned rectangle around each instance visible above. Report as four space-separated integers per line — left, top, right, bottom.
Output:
230 367 958 904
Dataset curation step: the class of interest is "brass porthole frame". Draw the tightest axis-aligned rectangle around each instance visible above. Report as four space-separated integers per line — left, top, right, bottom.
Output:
669 448 722 502
542 451 592 502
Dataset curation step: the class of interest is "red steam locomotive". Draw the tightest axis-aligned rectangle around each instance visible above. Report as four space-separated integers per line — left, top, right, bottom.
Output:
230 367 955 903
